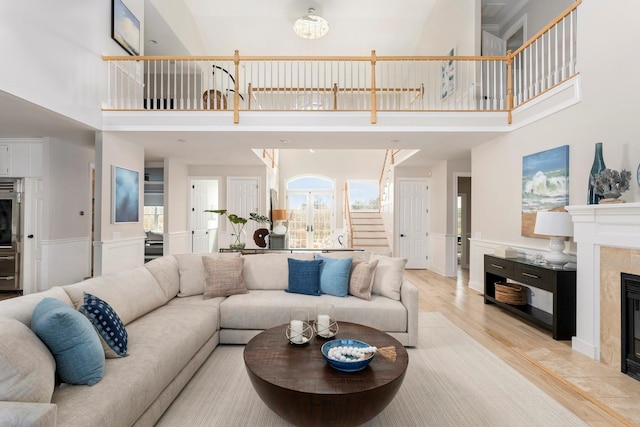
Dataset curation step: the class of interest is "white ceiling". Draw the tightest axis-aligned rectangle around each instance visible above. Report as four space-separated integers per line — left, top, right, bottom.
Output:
0 0 526 167
184 0 438 56
144 0 528 57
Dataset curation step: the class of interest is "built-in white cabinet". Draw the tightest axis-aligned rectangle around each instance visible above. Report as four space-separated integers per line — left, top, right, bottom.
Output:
144 167 164 206
0 142 43 177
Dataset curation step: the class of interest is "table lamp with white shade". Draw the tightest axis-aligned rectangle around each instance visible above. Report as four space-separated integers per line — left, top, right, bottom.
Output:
533 211 574 267
271 209 288 235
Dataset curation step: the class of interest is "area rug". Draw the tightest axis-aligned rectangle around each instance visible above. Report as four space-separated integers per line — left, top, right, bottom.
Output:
156 312 587 426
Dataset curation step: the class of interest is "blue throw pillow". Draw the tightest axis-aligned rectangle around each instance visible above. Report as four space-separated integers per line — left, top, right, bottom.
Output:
31 298 105 386
79 293 128 358
286 258 323 296
317 255 352 297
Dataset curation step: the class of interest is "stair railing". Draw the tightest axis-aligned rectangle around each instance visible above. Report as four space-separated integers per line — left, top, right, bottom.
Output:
379 149 400 210
103 1 581 126
344 182 354 248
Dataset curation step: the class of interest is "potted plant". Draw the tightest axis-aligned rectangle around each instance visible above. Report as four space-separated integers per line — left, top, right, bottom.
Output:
205 210 271 249
249 213 272 248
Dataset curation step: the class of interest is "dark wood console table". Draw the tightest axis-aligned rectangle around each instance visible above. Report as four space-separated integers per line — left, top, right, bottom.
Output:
484 254 576 340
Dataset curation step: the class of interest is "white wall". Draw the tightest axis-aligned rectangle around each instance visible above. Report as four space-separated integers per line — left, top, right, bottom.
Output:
0 0 144 130
41 138 95 288
165 158 190 254
470 0 640 287
44 139 95 241
94 132 145 275
415 0 480 55
500 0 574 40
187 164 268 249
148 0 206 55
421 158 470 276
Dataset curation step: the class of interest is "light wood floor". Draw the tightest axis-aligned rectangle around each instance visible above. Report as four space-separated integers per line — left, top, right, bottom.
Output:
406 268 640 426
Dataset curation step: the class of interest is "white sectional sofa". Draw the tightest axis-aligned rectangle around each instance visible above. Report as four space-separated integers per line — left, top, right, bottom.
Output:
0 252 419 427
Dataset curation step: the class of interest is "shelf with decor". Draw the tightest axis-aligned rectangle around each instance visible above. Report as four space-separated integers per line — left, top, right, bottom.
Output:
483 254 576 340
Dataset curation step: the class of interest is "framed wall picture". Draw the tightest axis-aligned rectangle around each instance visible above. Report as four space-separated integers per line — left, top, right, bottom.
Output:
441 48 455 100
112 166 140 223
111 0 140 56
521 145 570 237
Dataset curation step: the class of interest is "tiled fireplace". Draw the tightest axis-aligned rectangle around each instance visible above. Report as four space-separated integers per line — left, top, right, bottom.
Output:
566 203 640 364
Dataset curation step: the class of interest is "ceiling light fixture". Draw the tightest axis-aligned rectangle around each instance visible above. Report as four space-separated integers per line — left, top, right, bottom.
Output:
293 8 329 40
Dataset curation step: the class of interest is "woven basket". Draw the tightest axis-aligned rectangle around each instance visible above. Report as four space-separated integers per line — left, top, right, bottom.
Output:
494 282 527 305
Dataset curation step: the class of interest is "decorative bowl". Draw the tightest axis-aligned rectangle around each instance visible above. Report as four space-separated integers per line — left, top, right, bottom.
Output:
321 339 375 372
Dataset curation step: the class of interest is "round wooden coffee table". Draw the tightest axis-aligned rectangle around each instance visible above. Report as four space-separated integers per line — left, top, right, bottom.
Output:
244 322 408 427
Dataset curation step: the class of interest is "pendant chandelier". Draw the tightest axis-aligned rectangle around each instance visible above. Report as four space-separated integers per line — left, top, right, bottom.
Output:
293 8 329 40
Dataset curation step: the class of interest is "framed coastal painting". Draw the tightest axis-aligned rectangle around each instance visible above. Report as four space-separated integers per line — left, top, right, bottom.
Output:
112 0 140 56
112 166 140 223
441 48 455 100
521 145 570 237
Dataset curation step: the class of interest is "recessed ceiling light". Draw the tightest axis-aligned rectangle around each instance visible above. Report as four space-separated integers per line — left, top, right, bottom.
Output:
390 139 399 144
280 139 289 144
309 149 316 154
149 39 158 44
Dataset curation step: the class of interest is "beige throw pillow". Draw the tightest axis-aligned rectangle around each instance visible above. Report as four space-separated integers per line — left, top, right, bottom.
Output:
348 259 379 300
175 252 241 297
369 253 407 301
202 256 248 299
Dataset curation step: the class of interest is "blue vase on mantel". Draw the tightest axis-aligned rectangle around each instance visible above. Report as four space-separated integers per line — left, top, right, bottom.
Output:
588 142 606 205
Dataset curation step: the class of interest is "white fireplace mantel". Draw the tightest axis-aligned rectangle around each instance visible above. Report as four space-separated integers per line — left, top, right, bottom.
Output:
566 202 640 360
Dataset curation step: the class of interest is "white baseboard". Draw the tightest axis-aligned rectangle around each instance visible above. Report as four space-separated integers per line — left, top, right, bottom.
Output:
572 337 598 361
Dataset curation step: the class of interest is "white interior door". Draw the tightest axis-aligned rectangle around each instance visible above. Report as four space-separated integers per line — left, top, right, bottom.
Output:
190 179 216 253
481 30 508 109
22 178 43 293
397 179 429 269
227 177 259 248
482 30 507 56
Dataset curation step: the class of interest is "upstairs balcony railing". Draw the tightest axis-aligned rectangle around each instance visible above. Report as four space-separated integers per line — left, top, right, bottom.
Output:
103 1 580 125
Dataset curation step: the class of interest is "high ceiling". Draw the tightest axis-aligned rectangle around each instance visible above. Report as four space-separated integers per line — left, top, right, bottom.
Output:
0 0 528 167
145 0 528 57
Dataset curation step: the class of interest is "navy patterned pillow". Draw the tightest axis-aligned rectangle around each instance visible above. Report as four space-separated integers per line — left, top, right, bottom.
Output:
79 293 128 358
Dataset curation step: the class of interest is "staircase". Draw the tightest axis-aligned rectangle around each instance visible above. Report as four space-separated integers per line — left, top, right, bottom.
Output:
349 212 391 254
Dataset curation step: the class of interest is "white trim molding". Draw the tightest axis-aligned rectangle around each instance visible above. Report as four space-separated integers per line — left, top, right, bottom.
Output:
566 202 640 361
511 75 582 130
41 237 91 291
165 231 191 255
93 236 145 276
